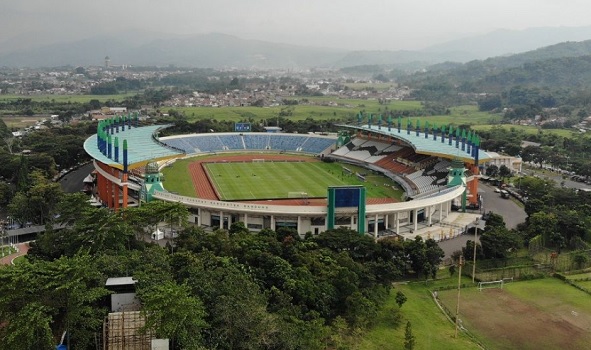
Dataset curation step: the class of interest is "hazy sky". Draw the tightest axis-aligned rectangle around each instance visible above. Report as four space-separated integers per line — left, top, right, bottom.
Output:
3 0 591 50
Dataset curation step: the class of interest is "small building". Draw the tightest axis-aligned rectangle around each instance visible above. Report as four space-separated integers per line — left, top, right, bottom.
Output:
264 126 282 133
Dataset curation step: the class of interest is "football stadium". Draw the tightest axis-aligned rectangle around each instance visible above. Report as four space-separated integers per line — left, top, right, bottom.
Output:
83 114 491 238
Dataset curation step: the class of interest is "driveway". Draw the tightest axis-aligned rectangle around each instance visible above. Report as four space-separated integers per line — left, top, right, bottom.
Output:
438 182 527 259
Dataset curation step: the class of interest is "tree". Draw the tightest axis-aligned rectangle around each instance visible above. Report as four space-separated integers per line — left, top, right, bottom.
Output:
499 165 512 181
395 291 407 308
0 254 110 349
485 164 499 178
480 227 521 260
404 321 415 350
139 281 207 349
573 253 589 269
8 170 63 225
425 238 445 271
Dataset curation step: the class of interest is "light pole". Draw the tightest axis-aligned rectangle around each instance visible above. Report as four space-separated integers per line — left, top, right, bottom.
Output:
455 255 464 338
472 218 479 283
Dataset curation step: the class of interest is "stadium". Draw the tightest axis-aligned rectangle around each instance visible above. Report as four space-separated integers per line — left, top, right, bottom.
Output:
83 114 491 239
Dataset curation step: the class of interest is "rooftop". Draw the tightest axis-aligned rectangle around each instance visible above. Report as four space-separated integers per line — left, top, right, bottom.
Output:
84 125 182 170
339 124 492 164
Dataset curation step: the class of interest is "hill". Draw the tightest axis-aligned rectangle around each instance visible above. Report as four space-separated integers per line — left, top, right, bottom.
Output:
3 26 591 69
404 40 591 91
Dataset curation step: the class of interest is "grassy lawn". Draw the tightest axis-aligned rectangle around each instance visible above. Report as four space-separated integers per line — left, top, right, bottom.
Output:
161 158 196 196
11 255 28 265
204 161 401 201
342 82 396 91
161 154 404 200
0 246 16 258
176 105 361 122
172 102 503 126
354 275 479 350
471 124 583 138
171 100 423 123
0 93 137 103
437 278 591 350
1 116 44 128
565 271 591 280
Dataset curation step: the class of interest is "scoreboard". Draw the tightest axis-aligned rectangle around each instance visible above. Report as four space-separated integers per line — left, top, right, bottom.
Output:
234 122 251 132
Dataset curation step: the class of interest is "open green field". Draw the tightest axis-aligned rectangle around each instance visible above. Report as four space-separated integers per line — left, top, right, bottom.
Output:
161 157 197 196
354 275 479 350
161 155 404 200
437 278 591 350
177 105 363 122
471 124 583 138
1 116 41 128
173 99 422 123
342 82 396 91
205 161 401 200
0 93 137 103
172 102 504 127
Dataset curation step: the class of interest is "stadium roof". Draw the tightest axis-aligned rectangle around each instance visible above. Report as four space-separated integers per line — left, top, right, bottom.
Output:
338 124 492 164
84 125 183 170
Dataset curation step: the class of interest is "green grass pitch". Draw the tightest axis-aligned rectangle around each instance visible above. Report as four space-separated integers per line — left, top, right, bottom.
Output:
204 161 400 201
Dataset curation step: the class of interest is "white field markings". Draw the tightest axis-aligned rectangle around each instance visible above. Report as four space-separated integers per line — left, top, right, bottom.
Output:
308 162 347 186
206 165 228 200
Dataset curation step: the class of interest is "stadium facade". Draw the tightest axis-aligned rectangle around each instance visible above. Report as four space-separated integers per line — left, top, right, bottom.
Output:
84 116 491 238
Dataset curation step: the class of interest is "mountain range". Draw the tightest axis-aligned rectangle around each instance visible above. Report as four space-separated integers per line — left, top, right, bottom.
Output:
3 26 591 69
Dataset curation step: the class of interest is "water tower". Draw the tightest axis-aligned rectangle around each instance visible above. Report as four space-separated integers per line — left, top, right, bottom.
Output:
105 55 110 68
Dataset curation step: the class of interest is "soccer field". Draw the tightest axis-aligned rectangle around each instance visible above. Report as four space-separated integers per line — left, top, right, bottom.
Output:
204 161 397 201
437 278 591 350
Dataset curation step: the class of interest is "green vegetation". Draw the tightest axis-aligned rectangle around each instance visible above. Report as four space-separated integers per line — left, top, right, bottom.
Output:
0 93 136 103
0 246 16 258
161 156 403 200
171 102 500 126
354 277 478 350
437 278 591 350
176 104 360 122
343 82 396 91
471 124 581 138
1 116 42 128
205 161 401 200
161 158 196 196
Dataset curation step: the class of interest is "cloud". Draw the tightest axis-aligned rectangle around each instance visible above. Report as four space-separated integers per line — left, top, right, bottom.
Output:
3 0 591 51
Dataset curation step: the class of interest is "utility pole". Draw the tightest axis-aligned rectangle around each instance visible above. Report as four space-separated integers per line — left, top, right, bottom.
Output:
455 255 464 338
472 219 479 283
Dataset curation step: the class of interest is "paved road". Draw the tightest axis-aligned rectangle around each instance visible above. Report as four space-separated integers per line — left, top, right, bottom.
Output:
479 183 527 230
59 162 94 193
438 183 527 259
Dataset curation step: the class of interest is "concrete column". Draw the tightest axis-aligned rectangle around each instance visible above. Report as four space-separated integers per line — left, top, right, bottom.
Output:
271 215 275 231
428 205 432 226
385 214 389 229
122 173 128 209
114 183 120 211
413 210 418 232
219 211 224 229
439 203 443 223
396 212 400 235
374 214 379 238
244 213 248 228
297 216 301 235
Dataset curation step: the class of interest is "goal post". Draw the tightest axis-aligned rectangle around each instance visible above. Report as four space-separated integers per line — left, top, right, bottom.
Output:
288 192 309 205
478 279 504 291
252 159 265 163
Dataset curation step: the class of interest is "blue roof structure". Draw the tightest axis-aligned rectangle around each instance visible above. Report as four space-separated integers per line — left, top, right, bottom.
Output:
84 124 183 170
338 124 491 164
